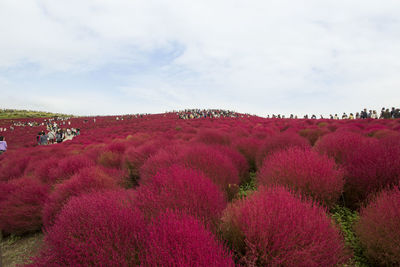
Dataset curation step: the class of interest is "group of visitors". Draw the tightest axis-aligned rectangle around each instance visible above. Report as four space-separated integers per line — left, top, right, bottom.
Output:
177 109 241 119
37 128 80 146
270 107 400 120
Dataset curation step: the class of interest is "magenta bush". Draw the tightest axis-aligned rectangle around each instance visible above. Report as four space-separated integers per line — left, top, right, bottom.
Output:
257 147 344 207
256 132 310 169
343 138 400 208
141 210 235 267
194 129 231 146
314 131 367 164
355 186 400 266
42 166 121 228
136 165 227 230
215 145 249 183
0 177 48 235
48 154 95 182
30 190 146 266
221 186 350 266
178 144 240 192
0 155 30 181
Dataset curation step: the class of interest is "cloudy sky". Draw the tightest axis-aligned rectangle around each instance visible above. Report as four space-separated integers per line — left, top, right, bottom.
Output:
1 0 400 116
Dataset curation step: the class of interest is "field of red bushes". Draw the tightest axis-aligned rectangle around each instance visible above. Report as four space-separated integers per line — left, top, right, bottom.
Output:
1 113 400 266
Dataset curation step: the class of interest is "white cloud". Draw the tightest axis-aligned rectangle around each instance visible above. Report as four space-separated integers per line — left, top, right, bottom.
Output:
1 0 400 116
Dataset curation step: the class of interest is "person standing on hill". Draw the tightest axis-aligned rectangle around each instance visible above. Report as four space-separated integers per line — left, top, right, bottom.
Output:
0 136 7 155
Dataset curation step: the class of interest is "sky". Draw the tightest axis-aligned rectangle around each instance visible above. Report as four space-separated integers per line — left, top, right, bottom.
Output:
1 0 400 117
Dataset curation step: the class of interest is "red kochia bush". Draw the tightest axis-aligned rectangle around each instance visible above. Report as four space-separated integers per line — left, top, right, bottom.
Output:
215 145 249 183
136 165 227 230
355 186 400 266
257 148 344 208
221 186 349 266
42 166 121 228
194 129 231 146
48 154 95 182
30 190 145 266
343 138 400 208
0 177 48 235
141 210 235 267
177 144 240 193
256 132 310 168
314 131 367 164
0 156 30 181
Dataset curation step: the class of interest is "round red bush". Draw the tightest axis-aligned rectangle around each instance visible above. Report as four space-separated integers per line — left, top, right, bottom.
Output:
136 165 227 230
48 154 95 182
42 166 121 228
178 144 240 192
256 132 310 169
258 147 344 207
314 131 367 165
0 177 49 235
30 190 145 266
221 186 350 266
343 138 400 208
141 210 235 267
355 186 400 266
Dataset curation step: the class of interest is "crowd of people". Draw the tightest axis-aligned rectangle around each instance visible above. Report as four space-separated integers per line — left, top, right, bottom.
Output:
270 107 400 120
177 109 243 119
37 128 80 146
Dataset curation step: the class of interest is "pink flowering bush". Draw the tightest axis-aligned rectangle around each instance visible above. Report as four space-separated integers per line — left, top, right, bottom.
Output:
355 186 400 266
221 186 350 266
0 177 48 235
29 190 146 266
42 166 121 228
140 210 235 267
257 148 344 207
256 132 310 169
136 165 227 230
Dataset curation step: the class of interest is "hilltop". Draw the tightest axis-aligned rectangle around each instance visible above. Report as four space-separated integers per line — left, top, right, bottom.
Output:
0 108 73 119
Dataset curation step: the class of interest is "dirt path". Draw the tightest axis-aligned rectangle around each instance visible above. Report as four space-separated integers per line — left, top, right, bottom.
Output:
1 232 43 267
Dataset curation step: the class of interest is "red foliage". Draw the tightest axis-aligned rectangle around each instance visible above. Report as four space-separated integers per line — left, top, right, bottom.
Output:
48 154 95 182
30 190 145 266
136 165 227 230
214 145 249 183
194 129 231 146
234 137 263 170
221 186 350 266
355 186 400 266
42 166 121 228
0 177 49 235
141 210 235 267
298 127 329 146
178 144 240 192
343 138 400 208
0 155 30 181
256 132 310 169
258 148 344 207
314 131 368 164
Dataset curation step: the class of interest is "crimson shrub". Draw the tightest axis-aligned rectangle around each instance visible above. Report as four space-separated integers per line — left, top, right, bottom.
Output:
221 186 350 266
257 147 344 208
355 186 400 266
141 210 235 267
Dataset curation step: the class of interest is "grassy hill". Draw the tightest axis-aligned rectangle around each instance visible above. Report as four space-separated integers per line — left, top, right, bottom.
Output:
0 108 73 119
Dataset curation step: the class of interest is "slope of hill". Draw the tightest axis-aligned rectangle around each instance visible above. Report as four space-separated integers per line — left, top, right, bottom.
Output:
0 108 73 119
